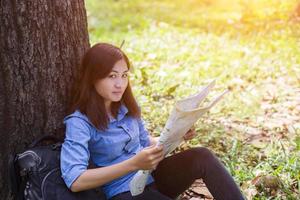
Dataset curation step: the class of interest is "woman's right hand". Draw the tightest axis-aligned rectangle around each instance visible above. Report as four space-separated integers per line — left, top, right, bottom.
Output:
130 145 164 170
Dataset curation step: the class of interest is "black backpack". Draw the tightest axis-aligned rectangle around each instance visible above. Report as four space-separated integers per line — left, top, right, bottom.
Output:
8 135 106 200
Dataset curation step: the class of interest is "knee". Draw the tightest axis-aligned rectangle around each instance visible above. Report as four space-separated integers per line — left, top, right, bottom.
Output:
189 147 216 162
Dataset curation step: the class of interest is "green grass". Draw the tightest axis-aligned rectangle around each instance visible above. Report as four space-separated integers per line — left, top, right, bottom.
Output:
85 0 300 199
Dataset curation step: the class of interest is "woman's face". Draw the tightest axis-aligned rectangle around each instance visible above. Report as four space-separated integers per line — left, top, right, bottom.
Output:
94 59 129 108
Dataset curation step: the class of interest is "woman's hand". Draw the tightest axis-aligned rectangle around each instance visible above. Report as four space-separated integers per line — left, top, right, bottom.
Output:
130 145 164 170
183 127 197 141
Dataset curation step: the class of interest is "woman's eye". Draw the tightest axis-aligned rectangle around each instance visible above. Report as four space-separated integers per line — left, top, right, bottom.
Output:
109 74 117 78
122 74 128 78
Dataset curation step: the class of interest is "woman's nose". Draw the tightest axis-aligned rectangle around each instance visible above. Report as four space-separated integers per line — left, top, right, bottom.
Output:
115 82 121 88
114 78 123 88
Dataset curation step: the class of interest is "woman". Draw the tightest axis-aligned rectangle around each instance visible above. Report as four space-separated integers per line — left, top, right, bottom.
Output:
61 43 245 200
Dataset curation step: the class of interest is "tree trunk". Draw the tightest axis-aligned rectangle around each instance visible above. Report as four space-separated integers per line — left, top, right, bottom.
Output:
295 2 300 18
0 0 90 199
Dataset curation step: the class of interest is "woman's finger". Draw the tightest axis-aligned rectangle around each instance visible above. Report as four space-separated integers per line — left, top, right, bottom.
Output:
184 129 197 140
190 125 195 131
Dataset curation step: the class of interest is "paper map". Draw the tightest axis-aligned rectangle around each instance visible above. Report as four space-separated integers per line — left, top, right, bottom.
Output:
130 80 228 196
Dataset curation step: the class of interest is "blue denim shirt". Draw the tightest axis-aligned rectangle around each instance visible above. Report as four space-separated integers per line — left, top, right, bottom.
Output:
60 105 154 199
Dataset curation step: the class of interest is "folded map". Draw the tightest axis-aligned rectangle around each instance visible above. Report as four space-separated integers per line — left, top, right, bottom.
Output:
130 80 228 196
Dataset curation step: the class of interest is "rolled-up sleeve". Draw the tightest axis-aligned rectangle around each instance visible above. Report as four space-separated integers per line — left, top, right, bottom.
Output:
60 117 91 188
138 118 150 147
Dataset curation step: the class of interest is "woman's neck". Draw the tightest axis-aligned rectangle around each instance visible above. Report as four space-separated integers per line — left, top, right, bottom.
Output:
105 101 112 116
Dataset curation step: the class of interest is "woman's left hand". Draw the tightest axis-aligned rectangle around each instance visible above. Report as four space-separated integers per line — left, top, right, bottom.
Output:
183 127 197 141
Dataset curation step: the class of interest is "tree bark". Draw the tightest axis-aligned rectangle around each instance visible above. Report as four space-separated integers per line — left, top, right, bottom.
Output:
295 1 300 18
0 0 90 199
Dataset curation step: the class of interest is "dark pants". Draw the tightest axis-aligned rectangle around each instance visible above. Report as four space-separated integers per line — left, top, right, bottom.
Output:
111 147 245 200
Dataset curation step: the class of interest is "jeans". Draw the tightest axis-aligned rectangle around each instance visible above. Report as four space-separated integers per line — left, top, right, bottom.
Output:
111 147 245 200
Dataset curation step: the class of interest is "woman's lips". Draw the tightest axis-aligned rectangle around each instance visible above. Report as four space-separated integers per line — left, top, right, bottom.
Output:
113 91 122 95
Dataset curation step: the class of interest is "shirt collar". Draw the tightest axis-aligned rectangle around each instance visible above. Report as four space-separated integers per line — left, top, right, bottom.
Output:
109 104 128 122
65 104 129 130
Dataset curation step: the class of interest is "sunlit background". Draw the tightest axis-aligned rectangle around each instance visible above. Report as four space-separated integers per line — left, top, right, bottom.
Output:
85 0 300 199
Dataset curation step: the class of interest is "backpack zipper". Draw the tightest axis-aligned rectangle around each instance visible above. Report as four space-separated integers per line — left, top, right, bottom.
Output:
41 167 60 199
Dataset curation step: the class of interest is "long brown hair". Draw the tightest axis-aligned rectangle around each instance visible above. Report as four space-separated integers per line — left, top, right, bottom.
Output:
69 43 141 130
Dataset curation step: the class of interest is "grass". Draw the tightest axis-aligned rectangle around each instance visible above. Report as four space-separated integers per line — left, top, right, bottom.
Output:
85 0 300 199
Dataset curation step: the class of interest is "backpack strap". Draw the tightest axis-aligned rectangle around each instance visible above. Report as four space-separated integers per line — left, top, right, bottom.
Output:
8 154 27 200
8 154 20 198
17 174 28 200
